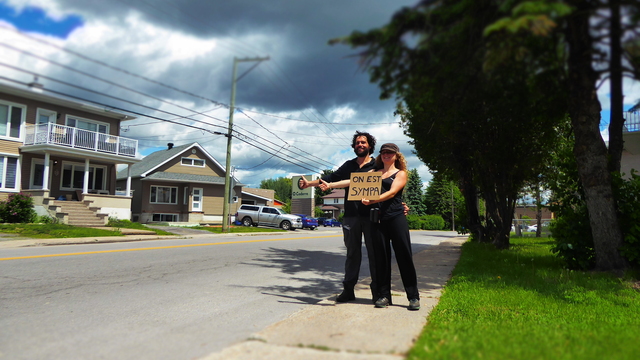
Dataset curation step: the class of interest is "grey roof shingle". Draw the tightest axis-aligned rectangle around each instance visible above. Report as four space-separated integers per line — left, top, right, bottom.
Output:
117 143 192 179
143 172 226 184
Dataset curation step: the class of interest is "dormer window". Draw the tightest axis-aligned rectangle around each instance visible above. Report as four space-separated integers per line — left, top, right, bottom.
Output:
181 157 205 167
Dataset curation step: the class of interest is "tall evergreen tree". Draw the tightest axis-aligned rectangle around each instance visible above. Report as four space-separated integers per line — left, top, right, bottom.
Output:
424 171 465 230
403 168 426 215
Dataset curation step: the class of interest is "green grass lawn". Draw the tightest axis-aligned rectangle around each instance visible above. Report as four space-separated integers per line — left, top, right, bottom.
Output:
0 221 289 239
0 223 122 238
409 237 640 360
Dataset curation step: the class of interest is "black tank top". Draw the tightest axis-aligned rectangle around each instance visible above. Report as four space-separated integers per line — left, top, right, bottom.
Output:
379 170 404 221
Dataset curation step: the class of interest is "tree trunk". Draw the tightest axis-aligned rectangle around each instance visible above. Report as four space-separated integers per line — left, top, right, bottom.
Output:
566 2 627 271
460 169 484 242
608 0 624 173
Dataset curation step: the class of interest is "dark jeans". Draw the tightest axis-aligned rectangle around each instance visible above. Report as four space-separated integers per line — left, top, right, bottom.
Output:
341 216 378 299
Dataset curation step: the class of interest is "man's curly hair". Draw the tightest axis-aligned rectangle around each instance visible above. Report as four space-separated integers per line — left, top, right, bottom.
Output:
351 131 376 155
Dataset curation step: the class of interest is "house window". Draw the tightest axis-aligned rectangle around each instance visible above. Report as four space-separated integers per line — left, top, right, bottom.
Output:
66 116 109 133
0 101 25 140
150 186 178 204
37 108 56 125
181 157 205 167
60 163 106 190
152 213 178 222
30 159 52 189
0 156 19 190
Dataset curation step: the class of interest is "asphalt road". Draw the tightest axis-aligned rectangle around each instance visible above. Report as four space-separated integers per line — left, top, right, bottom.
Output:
0 227 448 360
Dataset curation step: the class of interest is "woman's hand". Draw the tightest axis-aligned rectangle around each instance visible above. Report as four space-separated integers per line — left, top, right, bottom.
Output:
318 179 331 191
361 198 373 206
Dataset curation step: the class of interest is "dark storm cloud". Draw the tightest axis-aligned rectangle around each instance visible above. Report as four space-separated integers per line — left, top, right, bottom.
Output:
41 0 417 114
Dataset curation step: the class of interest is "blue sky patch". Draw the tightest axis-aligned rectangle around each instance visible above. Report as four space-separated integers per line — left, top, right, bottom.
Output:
0 3 83 39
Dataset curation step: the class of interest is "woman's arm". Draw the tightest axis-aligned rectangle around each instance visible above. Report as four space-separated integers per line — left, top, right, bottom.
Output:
362 170 407 205
318 178 351 191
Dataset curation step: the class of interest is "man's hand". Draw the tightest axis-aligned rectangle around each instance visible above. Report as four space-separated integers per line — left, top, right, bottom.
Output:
299 175 311 189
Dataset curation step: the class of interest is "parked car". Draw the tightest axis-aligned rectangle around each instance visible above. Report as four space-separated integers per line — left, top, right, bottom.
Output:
316 217 328 225
295 214 318 230
527 224 538 232
235 205 302 230
323 218 341 227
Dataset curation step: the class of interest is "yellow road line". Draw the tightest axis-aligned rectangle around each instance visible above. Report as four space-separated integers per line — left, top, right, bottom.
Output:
0 234 341 261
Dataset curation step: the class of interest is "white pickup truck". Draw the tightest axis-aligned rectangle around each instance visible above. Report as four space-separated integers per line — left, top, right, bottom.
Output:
235 205 302 230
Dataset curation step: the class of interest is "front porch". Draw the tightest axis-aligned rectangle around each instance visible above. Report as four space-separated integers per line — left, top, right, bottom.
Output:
26 189 132 225
21 125 140 211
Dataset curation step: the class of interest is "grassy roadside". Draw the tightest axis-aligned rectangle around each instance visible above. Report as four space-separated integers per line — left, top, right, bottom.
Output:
0 223 123 238
409 237 640 360
0 222 287 239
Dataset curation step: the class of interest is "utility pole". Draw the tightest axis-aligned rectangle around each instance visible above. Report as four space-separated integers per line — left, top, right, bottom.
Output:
222 56 269 232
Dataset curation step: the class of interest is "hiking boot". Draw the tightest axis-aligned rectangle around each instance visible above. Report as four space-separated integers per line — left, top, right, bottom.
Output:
375 297 390 308
408 298 420 311
336 290 355 303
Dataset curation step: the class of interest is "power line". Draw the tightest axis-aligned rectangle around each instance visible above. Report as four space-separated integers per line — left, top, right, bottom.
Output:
0 76 327 173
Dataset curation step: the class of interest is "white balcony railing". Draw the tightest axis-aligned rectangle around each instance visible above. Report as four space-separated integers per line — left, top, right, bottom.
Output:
624 111 640 133
24 123 138 157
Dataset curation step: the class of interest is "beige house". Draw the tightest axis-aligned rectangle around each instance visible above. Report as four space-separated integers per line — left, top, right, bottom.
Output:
116 142 243 224
622 110 640 178
0 81 139 225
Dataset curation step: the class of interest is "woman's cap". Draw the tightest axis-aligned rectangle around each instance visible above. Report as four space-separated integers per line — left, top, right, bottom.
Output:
380 143 399 153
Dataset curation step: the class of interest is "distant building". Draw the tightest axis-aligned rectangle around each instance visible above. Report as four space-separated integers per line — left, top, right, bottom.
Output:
321 189 345 219
622 110 640 178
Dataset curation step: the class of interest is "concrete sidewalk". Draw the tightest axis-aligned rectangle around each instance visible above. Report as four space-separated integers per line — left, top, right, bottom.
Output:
202 237 466 360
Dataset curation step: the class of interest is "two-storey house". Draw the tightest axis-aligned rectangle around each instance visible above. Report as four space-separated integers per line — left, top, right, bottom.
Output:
0 81 140 225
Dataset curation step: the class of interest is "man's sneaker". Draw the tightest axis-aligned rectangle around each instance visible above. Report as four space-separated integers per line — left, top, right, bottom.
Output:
408 298 420 311
375 297 390 308
336 290 355 303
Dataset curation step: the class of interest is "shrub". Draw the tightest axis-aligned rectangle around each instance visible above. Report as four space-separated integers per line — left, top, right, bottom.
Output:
406 214 445 230
614 172 640 267
549 204 595 270
0 193 37 223
38 214 57 224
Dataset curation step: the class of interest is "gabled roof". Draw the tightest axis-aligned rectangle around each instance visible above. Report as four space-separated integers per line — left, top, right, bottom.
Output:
322 189 345 198
116 142 239 183
241 191 272 201
143 172 227 184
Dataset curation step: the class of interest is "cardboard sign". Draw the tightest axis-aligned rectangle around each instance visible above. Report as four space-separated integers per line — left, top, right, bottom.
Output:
347 171 382 201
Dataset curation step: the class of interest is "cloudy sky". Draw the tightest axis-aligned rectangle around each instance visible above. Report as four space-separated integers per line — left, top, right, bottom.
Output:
0 0 638 189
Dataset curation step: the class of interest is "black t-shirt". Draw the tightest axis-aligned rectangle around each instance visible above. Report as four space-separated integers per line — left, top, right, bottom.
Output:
322 157 376 217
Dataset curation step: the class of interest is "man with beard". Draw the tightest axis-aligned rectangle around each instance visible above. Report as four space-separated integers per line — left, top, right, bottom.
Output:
299 131 379 303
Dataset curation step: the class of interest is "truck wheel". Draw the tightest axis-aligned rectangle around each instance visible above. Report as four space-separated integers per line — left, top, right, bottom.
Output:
280 221 292 230
242 217 253 227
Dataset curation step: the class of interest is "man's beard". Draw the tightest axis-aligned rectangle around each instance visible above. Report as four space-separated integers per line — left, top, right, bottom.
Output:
355 148 369 158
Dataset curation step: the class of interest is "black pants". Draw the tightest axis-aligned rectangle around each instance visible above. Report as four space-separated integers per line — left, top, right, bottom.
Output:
341 216 378 299
375 214 419 301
